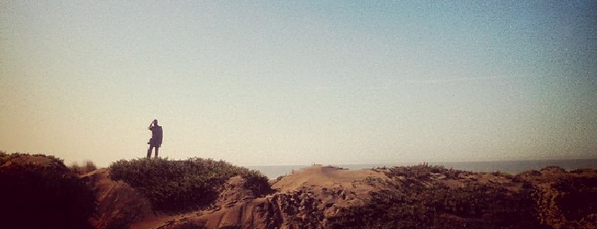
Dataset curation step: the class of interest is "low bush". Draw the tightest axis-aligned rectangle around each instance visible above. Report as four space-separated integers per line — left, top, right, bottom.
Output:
243 169 275 196
327 177 540 229
109 157 271 213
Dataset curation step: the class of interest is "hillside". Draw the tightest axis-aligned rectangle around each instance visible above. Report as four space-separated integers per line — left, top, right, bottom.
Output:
1 153 596 229
0 152 96 229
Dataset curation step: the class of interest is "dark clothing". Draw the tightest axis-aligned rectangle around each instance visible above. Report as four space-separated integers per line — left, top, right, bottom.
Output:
147 145 159 158
147 125 163 158
149 125 163 147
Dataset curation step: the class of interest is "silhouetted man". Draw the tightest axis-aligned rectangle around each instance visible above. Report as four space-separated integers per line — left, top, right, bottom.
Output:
147 119 163 158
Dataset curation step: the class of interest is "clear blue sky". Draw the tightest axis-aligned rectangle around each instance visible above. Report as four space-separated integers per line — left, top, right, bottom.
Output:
1 1 596 167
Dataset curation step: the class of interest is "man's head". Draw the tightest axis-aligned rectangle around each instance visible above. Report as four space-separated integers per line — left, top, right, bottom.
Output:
153 119 158 125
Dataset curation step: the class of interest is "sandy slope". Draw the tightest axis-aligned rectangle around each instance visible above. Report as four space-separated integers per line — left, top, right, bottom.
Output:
84 169 155 229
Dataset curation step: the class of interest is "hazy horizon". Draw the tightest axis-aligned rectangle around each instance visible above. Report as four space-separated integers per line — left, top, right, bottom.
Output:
1 1 596 168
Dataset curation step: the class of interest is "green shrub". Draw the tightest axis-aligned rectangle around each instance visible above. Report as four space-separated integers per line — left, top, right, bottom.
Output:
109 157 271 213
0 153 97 229
243 169 274 196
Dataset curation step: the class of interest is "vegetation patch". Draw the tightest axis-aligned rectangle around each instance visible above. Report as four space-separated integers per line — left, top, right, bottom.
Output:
109 157 272 213
327 165 540 229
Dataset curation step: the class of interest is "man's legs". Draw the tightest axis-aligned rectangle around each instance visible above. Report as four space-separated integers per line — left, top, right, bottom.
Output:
155 147 159 158
147 145 154 158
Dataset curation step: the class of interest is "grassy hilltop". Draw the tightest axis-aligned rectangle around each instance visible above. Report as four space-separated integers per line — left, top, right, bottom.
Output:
109 157 272 213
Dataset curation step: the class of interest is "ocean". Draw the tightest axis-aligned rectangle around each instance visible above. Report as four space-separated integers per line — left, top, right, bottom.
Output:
247 158 597 179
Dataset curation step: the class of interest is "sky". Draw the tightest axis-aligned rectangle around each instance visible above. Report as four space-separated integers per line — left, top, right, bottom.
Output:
1 1 596 167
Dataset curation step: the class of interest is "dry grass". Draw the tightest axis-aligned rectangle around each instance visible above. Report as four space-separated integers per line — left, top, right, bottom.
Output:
70 160 98 175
